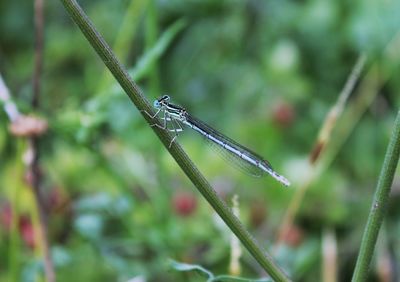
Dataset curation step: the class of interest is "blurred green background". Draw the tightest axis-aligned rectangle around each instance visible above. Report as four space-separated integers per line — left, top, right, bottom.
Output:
1 0 400 281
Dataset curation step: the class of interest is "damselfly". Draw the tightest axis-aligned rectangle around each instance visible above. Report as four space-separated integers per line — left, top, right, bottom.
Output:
146 95 290 187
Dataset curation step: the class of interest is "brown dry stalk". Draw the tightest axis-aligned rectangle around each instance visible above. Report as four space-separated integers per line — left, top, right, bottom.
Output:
275 54 367 247
310 54 367 164
31 0 55 279
276 30 400 250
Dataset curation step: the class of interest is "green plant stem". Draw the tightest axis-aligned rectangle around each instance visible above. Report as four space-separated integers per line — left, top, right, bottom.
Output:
9 142 24 282
352 110 400 282
59 0 291 281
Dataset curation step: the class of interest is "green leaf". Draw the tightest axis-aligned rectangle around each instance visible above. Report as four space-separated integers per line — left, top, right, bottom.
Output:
212 275 273 282
169 260 273 282
169 260 214 280
128 18 187 82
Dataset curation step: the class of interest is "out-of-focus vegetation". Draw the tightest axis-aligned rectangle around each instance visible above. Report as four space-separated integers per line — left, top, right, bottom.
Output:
1 0 400 281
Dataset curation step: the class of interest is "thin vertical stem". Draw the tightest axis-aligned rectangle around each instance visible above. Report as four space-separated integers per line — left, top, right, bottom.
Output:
32 0 55 281
352 110 400 282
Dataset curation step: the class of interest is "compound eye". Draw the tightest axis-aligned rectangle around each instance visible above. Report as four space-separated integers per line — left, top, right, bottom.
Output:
162 95 170 102
153 100 160 108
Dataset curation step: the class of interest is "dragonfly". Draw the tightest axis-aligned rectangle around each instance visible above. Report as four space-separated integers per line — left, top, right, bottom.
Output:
145 95 290 187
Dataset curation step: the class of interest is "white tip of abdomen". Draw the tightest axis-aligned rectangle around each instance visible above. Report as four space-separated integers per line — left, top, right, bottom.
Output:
260 163 291 187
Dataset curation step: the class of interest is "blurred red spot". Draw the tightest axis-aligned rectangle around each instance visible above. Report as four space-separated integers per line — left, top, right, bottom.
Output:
281 224 304 247
272 101 295 127
19 216 35 248
172 193 197 217
249 201 267 228
1 203 36 248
